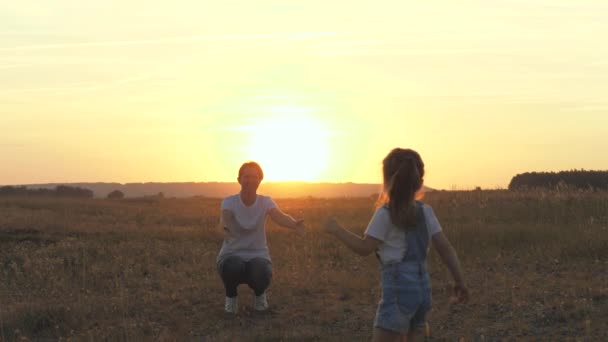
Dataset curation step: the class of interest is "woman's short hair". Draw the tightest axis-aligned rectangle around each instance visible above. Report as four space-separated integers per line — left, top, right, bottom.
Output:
238 161 264 180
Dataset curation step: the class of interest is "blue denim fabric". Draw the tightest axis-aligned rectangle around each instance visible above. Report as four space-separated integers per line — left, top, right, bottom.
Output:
374 262 432 333
374 202 432 333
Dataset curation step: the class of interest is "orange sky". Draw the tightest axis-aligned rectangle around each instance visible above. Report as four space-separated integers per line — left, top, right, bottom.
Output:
1 1 608 189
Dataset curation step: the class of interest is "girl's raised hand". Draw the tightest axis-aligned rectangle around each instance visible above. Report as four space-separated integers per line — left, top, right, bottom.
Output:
323 217 342 235
450 282 469 304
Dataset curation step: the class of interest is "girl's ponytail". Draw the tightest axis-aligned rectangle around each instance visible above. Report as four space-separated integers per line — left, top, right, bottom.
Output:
381 149 425 230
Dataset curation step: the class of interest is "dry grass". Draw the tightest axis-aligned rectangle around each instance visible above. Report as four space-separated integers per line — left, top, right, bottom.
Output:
0 190 607 341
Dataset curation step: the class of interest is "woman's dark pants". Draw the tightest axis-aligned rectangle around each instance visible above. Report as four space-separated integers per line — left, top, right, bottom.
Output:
218 256 272 297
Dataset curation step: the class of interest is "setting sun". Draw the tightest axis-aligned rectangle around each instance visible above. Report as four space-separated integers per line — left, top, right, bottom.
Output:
244 109 331 181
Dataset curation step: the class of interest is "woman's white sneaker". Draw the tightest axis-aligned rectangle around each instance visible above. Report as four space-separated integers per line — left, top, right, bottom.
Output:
254 293 268 311
225 296 238 314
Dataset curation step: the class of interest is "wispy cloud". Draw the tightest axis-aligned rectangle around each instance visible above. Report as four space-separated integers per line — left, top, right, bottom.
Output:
316 48 509 56
313 40 380 48
0 141 29 149
0 63 34 69
0 72 156 95
0 32 337 52
560 103 608 112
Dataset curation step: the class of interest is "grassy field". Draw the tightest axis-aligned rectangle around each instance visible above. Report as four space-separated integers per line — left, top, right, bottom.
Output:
0 189 607 341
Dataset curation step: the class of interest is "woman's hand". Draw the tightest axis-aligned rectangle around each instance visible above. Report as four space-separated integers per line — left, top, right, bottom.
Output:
294 219 306 236
323 217 342 235
223 226 233 241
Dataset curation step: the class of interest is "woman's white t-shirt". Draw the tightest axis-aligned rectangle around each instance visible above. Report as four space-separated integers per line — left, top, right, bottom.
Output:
364 203 442 265
217 194 277 264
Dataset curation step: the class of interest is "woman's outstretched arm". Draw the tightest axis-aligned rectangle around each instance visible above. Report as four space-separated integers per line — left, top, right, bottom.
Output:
269 208 305 235
221 209 243 240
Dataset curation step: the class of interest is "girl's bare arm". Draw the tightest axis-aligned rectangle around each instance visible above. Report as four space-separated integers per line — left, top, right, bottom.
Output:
432 232 469 303
324 217 381 256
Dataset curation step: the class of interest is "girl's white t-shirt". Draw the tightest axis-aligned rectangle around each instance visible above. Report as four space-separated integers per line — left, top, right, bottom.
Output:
364 203 442 265
217 194 277 264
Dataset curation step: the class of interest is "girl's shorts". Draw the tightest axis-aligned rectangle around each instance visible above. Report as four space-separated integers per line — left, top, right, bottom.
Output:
374 262 432 334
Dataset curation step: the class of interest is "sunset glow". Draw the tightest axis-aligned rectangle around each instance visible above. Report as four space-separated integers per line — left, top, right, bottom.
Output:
244 109 331 181
1 2 608 189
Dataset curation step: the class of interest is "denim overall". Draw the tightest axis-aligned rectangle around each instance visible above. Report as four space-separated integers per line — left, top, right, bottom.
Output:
374 201 432 333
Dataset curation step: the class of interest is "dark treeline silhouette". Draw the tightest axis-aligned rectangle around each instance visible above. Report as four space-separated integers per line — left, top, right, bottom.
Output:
509 170 608 190
0 185 94 198
107 190 125 199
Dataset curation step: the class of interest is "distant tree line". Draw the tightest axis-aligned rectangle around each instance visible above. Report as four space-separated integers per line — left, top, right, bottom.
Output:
0 185 94 198
107 190 124 199
508 170 608 190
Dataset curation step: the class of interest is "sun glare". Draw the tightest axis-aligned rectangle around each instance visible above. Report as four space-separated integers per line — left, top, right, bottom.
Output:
245 110 331 182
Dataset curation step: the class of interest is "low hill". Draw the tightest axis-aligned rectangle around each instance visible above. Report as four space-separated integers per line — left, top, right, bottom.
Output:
19 182 435 199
